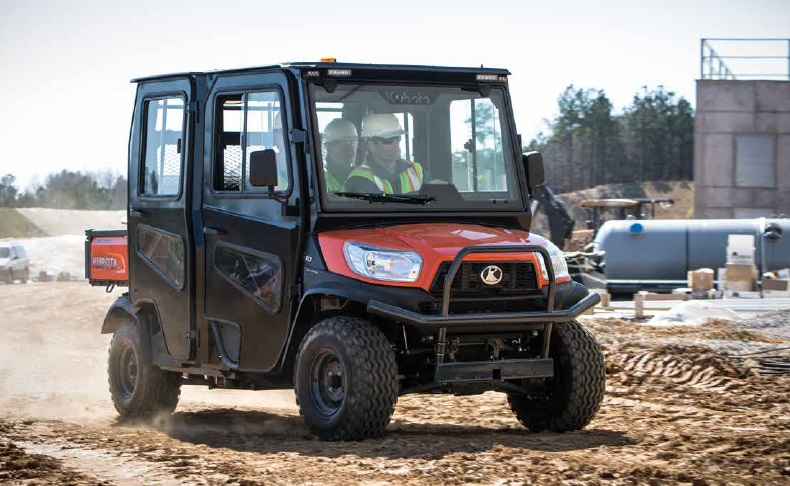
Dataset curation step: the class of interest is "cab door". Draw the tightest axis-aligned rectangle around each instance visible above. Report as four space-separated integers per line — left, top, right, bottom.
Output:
202 71 300 372
128 77 195 360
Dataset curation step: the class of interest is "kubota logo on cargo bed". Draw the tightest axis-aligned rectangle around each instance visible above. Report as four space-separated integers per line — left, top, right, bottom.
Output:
92 256 118 269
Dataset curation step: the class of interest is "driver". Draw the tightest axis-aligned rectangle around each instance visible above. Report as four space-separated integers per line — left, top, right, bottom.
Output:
344 113 423 194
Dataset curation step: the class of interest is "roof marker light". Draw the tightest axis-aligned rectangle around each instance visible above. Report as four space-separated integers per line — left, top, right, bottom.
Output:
630 223 644 235
321 57 337 63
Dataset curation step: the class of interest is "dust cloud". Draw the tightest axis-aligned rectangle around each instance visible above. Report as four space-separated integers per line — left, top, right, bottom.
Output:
0 282 297 425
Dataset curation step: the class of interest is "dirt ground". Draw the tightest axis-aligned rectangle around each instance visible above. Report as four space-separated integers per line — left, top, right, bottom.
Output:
0 283 788 485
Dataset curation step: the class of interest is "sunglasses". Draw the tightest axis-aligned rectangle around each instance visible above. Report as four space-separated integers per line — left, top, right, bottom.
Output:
370 136 400 145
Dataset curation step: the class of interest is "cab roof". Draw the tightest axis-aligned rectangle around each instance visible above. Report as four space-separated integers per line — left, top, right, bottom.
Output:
130 62 511 83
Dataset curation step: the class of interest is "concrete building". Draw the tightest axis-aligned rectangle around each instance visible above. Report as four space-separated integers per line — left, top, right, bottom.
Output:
694 39 790 218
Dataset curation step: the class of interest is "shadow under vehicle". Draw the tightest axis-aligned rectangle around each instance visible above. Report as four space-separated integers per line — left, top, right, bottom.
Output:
85 61 604 440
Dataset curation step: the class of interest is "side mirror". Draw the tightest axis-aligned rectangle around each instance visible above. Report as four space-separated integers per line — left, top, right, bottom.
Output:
523 151 545 188
249 149 279 194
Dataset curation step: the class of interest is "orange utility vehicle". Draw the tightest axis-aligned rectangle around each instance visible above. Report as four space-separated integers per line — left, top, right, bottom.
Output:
86 62 605 440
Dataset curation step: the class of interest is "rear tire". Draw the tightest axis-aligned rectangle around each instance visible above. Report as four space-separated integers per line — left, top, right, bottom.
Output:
508 320 605 432
294 316 398 441
108 319 181 418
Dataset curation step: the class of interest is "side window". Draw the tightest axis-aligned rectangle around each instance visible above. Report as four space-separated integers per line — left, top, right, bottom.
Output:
141 97 185 196
213 91 289 194
450 98 507 192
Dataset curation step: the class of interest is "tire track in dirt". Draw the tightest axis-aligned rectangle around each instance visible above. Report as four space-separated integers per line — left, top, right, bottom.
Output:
2 284 790 484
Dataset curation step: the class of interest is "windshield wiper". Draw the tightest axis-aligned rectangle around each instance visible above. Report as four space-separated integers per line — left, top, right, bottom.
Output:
334 192 436 205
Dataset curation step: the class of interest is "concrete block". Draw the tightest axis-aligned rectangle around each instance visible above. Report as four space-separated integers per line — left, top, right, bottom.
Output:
703 187 734 208
756 113 790 134
756 81 790 112
775 188 790 208
753 190 777 207
697 112 755 133
732 188 756 206
701 134 733 186
699 207 734 219
777 136 790 189
694 136 706 182
697 81 755 112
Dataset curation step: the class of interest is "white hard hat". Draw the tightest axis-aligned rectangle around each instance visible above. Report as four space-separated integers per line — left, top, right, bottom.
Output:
324 118 358 143
360 113 404 138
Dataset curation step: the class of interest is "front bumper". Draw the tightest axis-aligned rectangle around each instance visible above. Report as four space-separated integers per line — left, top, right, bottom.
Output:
370 244 598 386
367 244 600 331
368 292 599 330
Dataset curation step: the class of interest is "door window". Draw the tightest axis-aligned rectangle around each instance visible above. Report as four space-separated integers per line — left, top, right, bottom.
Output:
450 98 507 192
214 244 283 313
214 91 289 194
136 225 185 289
141 97 185 196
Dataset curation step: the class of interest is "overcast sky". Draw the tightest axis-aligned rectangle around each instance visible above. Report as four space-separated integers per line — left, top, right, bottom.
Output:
1 0 788 190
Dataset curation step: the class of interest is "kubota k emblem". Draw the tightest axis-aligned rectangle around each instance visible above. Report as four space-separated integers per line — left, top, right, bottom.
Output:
481 265 503 285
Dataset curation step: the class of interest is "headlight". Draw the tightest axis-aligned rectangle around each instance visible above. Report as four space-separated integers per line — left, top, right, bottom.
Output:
343 242 422 282
539 241 570 281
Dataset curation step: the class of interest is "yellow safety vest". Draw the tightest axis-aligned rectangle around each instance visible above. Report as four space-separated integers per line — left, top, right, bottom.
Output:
325 170 343 193
346 162 423 194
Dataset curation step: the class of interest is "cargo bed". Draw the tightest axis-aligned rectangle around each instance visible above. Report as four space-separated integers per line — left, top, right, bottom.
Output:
84 229 129 286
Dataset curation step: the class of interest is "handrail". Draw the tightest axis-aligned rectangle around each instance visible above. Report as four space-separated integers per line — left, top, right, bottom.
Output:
701 38 790 80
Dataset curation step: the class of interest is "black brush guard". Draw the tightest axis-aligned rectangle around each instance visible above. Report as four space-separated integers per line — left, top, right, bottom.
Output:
367 245 601 385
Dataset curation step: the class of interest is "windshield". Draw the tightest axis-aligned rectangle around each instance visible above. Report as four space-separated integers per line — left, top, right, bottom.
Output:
310 82 524 211
0 247 9 258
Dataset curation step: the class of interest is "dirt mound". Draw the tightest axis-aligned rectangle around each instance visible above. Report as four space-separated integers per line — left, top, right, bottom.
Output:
530 180 693 244
0 208 47 239
559 180 694 224
16 208 126 236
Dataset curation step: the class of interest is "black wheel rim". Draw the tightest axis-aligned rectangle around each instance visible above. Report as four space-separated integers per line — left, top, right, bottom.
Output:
116 341 139 400
309 347 346 417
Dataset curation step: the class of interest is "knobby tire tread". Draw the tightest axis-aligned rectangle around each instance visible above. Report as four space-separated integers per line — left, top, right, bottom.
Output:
108 320 181 418
508 320 605 432
295 316 398 441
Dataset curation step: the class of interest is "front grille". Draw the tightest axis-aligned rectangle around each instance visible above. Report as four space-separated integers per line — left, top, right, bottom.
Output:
430 261 540 296
418 296 544 315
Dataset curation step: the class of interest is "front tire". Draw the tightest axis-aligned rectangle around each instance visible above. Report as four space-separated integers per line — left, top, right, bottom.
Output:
108 319 181 418
294 316 398 441
508 320 605 432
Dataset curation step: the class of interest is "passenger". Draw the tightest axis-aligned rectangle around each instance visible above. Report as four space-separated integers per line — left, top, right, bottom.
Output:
344 113 423 194
322 118 358 193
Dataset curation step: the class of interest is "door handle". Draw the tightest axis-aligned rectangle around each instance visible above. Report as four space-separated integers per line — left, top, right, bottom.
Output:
129 208 147 218
204 226 227 236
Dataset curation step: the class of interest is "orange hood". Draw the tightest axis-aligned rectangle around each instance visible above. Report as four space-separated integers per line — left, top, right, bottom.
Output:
318 223 552 292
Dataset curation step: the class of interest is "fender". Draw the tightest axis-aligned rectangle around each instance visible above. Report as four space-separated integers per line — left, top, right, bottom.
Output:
100 293 174 368
100 293 138 335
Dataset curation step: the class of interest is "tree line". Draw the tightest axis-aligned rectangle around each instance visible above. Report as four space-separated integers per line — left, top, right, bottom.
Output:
526 85 694 194
0 170 126 209
0 86 692 208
